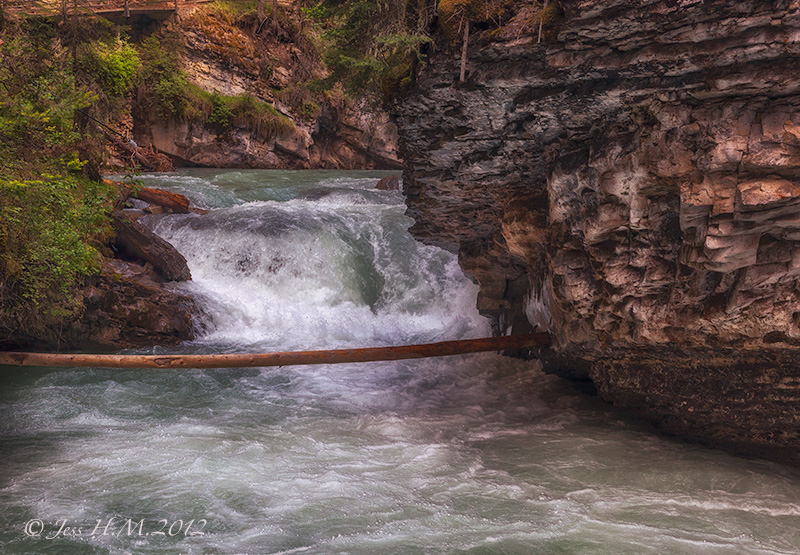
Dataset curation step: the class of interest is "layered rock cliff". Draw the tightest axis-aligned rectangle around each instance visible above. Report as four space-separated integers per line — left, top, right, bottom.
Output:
129 6 400 170
395 0 800 463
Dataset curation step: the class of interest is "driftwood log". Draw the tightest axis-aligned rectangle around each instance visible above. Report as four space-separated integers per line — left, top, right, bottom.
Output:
109 180 193 214
135 187 191 213
0 334 551 369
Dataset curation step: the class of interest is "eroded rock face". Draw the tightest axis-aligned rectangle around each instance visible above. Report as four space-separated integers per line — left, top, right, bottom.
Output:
112 211 192 282
74 258 196 349
395 0 800 462
136 13 400 170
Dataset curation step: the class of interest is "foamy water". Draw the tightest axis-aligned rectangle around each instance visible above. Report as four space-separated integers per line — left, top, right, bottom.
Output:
2 170 800 554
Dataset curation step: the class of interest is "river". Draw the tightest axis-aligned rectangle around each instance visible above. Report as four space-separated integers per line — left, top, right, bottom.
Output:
2 169 800 554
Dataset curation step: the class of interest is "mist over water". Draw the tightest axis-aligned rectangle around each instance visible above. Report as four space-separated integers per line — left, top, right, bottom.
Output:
2 170 800 554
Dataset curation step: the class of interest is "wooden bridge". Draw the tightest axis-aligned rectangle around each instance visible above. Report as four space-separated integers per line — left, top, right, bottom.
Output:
1 0 213 18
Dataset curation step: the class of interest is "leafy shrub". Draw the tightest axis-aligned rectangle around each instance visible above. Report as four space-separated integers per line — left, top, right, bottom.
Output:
205 0 258 24
153 72 190 118
0 174 115 333
229 93 294 138
138 35 190 118
79 38 140 97
0 35 94 165
300 101 321 120
204 91 293 138
0 17 117 338
208 92 235 130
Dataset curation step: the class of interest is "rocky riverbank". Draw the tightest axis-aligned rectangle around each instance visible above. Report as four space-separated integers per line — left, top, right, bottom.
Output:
394 0 800 464
0 184 199 352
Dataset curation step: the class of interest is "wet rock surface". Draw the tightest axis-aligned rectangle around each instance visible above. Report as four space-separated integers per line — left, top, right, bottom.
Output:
112 211 192 282
376 175 401 190
73 258 197 350
75 188 198 350
394 0 800 463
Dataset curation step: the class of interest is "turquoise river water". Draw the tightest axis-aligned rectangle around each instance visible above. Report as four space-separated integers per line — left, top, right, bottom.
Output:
2 170 800 554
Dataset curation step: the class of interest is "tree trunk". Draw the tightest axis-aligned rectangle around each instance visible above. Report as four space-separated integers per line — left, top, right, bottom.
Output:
0 334 551 369
459 19 469 82
257 0 265 20
538 0 549 44
124 0 129 18
273 0 279 33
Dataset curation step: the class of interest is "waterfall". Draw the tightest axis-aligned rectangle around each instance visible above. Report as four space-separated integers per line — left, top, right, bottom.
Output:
141 170 490 351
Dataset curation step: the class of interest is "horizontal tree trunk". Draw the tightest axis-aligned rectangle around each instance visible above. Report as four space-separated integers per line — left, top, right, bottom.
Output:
0 334 550 369
135 187 191 213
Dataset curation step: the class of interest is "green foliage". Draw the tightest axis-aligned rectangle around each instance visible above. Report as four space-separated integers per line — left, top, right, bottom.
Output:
307 0 382 94
533 2 558 33
318 50 385 95
380 49 416 102
306 0 429 100
0 27 95 165
154 72 191 118
0 17 116 337
0 174 115 331
208 92 235 130
59 12 118 50
377 33 430 101
200 90 293 138
0 72 88 159
206 0 258 23
438 0 509 43
300 101 321 120
228 93 294 138
79 37 140 97
138 35 190 119
378 32 432 57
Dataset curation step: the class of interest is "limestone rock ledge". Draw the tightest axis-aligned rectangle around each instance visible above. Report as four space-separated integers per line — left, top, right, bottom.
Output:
395 0 800 463
134 12 401 170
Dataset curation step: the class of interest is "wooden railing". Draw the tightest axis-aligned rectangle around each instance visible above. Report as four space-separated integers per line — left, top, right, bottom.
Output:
1 0 213 17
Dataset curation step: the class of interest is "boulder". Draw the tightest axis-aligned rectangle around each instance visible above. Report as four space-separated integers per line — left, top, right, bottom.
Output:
75 258 197 349
376 175 401 191
112 211 192 282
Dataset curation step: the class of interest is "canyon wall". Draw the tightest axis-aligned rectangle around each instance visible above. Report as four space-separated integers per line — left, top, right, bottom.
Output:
127 8 400 170
395 0 800 463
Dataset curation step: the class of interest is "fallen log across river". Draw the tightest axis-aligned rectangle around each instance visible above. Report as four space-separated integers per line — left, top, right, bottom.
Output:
0 334 551 369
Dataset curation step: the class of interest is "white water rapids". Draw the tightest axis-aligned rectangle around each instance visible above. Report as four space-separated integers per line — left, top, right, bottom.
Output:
2 169 800 554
